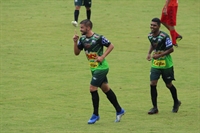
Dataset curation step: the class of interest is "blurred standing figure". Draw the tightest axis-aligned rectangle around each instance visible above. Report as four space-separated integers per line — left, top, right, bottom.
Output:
161 0 182 46
71 0 92 27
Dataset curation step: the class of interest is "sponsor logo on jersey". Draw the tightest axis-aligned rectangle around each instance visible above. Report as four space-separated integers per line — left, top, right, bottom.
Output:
86 52 97 60
153 60 166 67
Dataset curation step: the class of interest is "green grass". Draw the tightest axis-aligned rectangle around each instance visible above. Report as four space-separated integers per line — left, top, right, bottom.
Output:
1 0 199 132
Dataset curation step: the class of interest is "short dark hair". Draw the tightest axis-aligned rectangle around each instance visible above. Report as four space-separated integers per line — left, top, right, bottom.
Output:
151 18 161 26
80 19 93 29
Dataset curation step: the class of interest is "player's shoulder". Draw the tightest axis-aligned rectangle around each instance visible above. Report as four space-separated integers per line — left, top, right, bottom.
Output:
148 32 153 38
93 33 102 39
159 31 170 38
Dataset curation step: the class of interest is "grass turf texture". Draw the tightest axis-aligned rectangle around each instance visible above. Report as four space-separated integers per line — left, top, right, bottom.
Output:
1 0 199 132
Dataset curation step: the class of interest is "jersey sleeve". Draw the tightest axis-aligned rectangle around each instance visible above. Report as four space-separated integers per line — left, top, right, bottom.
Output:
100 36 111 47
165 37 173 49
77 38 84 50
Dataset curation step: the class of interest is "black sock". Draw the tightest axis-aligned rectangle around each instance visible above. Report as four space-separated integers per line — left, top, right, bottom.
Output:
74 10 79 22
168 85 178 104
90 91 99 116
150 85 157 108
86 9 91 20
105 89 121 112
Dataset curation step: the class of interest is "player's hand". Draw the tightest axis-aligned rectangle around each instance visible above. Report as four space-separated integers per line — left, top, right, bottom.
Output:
73 30 79 43
146 54 152 61
152 54 161 59
95 56 104 63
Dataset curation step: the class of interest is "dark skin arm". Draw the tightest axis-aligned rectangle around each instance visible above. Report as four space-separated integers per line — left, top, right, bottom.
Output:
146 45 154 61
152 47 174 59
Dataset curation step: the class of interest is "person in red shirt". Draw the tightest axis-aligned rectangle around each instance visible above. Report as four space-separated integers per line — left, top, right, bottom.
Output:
161 0 182 46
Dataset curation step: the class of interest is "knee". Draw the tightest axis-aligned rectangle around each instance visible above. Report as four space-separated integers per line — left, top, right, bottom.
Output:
75 6 81 10
85 7 90 10
90 85 98 92
102 87 110 93
150 81 157 86
166 83 172 88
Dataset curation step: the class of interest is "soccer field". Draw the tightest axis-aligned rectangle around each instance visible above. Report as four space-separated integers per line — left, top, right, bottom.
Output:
1 0 199 132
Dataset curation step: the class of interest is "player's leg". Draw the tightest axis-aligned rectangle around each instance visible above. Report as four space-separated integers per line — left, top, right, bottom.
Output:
74 6 81 22
72 0 82 26
98 69 124 122
161 6 182 46
167 6 182 46
162 67 181 113
161 7 170 30
148 68 160 114
84 0 92 20
87 70 105 124
87 84 100 124
88 69 110 124
101 82 125 122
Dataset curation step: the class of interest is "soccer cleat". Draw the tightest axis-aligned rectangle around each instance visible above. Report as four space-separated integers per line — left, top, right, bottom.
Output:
176 35 183 42
148 107 158 115
88 114 99 124
115 108 125 122
173 44 178 47
71 21 78 27
172 100 181 113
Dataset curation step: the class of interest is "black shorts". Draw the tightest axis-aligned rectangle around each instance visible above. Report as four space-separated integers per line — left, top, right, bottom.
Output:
74 0 92 7
150 67 175 84
90 69 108 87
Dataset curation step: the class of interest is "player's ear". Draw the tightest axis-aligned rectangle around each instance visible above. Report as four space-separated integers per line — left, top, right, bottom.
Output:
87 26 91 30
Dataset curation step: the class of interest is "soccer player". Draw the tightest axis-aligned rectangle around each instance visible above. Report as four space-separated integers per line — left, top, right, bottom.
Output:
161 0 182 46
72 19 125 124
71 0 92 27
146 18 181 114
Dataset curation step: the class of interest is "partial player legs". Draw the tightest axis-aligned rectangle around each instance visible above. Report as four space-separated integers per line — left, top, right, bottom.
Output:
166 84 181 113
85 7 91 20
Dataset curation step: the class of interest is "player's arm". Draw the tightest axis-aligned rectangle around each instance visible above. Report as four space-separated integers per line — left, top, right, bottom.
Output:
152 37 174 59
102 43 114 59
73 34 81 55
95 36 114 62
96 43 114 63
146 45 153 61
152 47 173 59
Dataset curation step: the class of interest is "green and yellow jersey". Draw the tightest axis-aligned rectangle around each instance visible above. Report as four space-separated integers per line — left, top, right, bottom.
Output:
77 33 110 71
148 31 173 69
